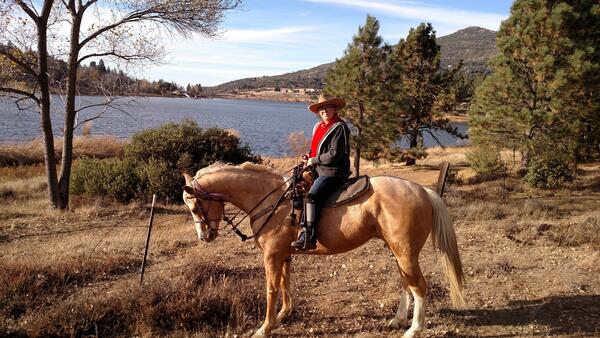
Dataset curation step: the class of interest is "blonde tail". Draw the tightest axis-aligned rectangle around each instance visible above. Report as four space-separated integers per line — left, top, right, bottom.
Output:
424 187 465 307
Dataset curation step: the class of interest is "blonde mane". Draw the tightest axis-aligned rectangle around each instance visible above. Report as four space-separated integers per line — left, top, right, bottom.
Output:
194 161 282 180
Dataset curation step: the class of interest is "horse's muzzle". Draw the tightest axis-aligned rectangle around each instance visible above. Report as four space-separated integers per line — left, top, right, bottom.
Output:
201 228 219 242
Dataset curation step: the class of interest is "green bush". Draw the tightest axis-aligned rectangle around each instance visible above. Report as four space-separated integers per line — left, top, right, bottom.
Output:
72 120 261 203
525 157 573 189
466 146 506 178
135 158 182 203
125 120 260 174
71 158 138 202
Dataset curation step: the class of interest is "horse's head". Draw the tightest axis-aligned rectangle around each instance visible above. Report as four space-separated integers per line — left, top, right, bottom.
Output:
182 173 228 243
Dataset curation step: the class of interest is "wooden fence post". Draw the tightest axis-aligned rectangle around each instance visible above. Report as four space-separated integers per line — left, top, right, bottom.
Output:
436 162 450 197
140 194 156 285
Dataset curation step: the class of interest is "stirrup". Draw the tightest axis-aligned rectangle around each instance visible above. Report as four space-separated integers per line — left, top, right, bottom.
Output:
291 230 306 249
291 229 316 251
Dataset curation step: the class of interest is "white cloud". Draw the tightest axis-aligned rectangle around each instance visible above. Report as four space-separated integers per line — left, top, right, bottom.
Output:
305 0 506 30
215 26 320 44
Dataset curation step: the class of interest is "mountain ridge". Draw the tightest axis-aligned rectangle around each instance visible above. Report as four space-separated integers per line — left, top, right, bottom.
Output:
211 26 498 92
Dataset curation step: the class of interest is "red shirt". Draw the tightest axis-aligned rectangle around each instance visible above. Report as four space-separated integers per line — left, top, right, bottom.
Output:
310 115 341 157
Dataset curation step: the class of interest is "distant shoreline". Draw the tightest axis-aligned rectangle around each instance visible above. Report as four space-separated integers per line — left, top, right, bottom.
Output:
214 92 468 123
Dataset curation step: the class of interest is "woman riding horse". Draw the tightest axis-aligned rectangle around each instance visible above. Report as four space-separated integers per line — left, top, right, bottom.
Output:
182 163 465 338
291 94 351 250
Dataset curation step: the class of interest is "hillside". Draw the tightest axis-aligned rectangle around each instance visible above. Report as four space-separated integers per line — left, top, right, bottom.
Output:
437 26 498 72
212 26 498 92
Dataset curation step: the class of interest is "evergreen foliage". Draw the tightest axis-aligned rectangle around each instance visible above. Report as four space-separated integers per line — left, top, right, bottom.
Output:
525 157 573 189
71 158 139 202
469 0 600 175
384 23 466 165
324 15 387 175
466 145 506 178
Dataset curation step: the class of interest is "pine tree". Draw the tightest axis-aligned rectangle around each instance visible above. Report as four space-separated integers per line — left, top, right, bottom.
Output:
469 0 600 171
324 15 387 176
384 23 465 165
97 58 107 74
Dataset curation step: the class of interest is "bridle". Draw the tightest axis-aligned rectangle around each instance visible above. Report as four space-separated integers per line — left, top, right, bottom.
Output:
189 178 229 223
186 165 303 241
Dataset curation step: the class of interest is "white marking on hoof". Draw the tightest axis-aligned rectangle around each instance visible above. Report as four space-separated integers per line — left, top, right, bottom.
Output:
251 326 267 338
402 328 419 338
388 317 404 329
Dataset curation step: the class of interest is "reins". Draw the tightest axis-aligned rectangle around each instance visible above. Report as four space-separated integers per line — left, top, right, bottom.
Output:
190 164 304 241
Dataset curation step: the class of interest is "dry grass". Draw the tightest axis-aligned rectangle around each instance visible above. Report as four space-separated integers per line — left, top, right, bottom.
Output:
1 147 599 337
0 136 126 167
0 175 46 200
2 259 265 338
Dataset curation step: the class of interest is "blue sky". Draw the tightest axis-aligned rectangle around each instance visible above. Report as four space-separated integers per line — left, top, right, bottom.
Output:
145 0 513 87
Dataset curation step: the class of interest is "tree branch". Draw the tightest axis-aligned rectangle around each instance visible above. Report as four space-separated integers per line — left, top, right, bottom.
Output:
15 0 39 21
0 48 38 78
82 0 98 10
77 51 156 64
0 86 40 104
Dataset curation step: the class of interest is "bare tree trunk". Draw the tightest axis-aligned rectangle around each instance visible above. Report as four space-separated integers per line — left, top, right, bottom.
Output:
37 2 60 208
57 10 82 209
355 101 365 177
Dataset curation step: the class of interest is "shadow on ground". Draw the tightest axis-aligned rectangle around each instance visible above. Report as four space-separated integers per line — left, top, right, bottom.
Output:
442 295 600 337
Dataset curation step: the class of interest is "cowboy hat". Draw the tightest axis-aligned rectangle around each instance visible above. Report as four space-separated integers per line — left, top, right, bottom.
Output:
308 94 346 113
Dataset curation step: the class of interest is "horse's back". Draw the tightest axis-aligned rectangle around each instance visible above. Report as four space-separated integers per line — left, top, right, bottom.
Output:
370 176 432 208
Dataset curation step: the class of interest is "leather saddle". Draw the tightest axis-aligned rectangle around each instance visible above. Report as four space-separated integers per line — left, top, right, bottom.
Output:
323 175 370 208
293 169 370 208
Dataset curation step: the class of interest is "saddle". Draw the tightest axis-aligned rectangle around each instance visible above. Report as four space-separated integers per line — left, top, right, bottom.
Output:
323 175 370 207
293 169 370 208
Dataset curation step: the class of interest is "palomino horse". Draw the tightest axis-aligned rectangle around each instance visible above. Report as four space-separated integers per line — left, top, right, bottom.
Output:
182 162 465 338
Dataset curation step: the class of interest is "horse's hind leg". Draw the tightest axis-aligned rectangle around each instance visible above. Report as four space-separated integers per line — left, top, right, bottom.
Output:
389 248 428 338
388 278 412 329
276 257 292 322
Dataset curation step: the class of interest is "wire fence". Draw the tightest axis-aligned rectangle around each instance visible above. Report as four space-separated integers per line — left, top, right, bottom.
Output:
1 199 256 283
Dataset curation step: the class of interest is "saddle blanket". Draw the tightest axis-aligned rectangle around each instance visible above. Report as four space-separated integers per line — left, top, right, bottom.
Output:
323 176 370 208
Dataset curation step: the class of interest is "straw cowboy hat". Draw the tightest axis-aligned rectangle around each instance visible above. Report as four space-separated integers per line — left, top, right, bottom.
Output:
309 94 346 113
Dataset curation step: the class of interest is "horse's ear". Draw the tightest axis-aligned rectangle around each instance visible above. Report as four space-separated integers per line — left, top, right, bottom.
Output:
183 173 193 184
183 186 195 196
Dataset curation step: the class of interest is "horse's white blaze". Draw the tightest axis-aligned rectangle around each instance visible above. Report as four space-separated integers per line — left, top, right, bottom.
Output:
194 222 203 240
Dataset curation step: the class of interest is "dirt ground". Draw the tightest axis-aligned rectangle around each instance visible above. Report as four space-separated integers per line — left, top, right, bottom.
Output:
1 149 599 337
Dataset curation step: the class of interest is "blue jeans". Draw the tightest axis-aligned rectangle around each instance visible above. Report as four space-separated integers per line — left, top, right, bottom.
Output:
307 175 344 223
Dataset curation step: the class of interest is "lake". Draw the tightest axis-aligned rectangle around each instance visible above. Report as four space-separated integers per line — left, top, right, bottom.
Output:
0 96 467 157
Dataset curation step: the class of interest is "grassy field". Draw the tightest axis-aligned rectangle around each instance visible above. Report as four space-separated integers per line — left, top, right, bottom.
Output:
0 141 599 337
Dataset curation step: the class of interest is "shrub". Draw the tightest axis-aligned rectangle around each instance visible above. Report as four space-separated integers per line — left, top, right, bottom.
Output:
71 158 138 202
125 120 260 175
135 158 182 203
466 145 506 178
525 157 573 189
72 120 261 203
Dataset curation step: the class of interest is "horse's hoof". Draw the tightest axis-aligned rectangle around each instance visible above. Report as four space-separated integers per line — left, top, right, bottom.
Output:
276 310 291 323
388 318 403 329
251 326 268 338
401 328 421 338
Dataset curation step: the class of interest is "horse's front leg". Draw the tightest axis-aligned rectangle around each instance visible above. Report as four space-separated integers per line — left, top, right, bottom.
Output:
276 257 292 322
252 253 285 338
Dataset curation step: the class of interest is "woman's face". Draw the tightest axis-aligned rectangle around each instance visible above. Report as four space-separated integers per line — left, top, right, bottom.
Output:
319 105 336 123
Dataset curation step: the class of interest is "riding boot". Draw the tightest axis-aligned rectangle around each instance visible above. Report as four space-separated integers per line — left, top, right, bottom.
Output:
291 197 317 250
